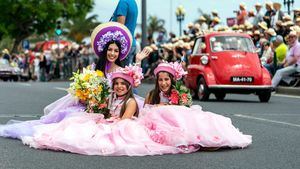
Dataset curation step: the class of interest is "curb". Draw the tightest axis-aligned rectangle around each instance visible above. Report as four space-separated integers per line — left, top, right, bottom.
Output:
276 86 300 96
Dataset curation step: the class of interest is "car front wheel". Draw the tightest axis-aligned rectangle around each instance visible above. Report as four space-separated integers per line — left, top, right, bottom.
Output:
258 90 271 102
197 77 210 101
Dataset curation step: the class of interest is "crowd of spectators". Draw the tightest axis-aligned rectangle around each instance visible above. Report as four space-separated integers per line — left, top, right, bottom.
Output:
138 2 300 87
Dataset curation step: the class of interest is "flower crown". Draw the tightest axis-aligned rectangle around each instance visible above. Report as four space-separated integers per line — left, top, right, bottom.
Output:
96 30 128 55
110 65 144 88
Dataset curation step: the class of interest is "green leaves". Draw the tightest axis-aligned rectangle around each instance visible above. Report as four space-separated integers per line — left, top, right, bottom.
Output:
0 0 94 52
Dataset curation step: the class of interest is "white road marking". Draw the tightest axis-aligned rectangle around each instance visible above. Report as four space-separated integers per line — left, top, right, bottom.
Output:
234 114 300 128
54 87 68 91
0 114 40 118
18 83 31 86
273 93 300 99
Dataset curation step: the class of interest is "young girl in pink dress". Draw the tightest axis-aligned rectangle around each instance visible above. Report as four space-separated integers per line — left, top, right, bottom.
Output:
139 62 252 150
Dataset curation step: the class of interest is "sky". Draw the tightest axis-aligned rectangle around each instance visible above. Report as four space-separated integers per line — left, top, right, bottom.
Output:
91 0 300 36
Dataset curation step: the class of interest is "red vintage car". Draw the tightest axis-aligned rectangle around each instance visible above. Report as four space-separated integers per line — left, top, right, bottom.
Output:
184 32 272 102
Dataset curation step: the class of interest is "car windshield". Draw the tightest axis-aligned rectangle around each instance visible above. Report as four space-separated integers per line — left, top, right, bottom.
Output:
210 36 255 53
0 59 9 65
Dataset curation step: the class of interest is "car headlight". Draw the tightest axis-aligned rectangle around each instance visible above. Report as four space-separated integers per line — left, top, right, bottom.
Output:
200 55 209 65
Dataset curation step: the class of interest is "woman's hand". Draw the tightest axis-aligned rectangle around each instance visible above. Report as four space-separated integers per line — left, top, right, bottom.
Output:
136 47 152 64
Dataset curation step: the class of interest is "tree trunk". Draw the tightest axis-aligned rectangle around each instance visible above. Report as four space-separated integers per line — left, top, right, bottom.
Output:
12 34 29 53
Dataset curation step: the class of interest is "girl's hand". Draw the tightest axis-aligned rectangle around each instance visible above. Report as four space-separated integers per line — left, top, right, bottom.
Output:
136 47 152 63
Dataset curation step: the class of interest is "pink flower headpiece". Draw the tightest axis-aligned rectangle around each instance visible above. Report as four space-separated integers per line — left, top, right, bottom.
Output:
154 61 187 80
110 65 144 88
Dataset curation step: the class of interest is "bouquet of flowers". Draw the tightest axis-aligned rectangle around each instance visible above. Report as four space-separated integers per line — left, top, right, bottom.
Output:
68 65 111 117
169 81 193 107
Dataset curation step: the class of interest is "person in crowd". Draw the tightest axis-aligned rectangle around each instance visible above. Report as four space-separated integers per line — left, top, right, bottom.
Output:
211 10 219 19
271 2 284 27
199 16 208 31
210 17 221 31
252 30 261 49
264 35 288 75
272 31 300 88
2 49 11 62
247 10 255 25
253 3 264 26
263 2 275 28
110 0 138 67
236 3 248 25
261 41 273 66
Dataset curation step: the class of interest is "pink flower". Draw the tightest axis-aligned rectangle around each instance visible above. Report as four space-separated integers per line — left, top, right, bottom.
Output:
98 103 107 109
181 93 188 104
169 89 179 105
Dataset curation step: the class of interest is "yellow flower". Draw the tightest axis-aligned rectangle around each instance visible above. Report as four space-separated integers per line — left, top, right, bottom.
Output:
96 70 104 77
83 74 91 81
97 85 103 93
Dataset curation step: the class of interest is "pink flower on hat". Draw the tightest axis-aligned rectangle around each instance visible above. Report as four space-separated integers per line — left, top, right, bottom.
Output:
154 61 187 80
170 62 187 80
111 65 144 88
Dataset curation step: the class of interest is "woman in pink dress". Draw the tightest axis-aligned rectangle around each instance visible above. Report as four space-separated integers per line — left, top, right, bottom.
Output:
0 22 148 140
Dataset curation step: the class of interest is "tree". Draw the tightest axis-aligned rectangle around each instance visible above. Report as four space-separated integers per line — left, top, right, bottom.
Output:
63 14 100 43
0 0 94 53
147 15 165 36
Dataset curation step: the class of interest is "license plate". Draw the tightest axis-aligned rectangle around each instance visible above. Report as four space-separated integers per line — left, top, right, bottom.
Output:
231 76 253 83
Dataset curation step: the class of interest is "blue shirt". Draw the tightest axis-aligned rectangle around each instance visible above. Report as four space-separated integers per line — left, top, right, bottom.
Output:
111 0 138 47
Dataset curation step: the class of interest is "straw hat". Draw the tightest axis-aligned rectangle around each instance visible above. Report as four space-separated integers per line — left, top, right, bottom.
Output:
290 26 300 33
194 23 201 30
283 15 292 21
231 24 239 30
255 3 262 7
183 43 191 50
244 22 253 30
246 31 253 36
293 8 300 12
187 22 194 28
258 21 268 30
199 16 206 21
285 21 294 26
265 2 273 8
254 30 261 35
276 20 283 26
239 3 246 9
212 17 221 23
212 10 218 15
266 28 277 36
273 2 281 9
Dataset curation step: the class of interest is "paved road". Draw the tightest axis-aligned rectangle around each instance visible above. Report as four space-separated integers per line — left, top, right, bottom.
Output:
0 82 299 169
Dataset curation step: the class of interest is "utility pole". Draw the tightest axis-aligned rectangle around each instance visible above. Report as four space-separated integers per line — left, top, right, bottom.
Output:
141 0 147 48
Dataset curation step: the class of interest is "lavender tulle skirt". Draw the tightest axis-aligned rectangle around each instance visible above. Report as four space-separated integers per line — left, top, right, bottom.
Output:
0 94 145 139
0 94 85 139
